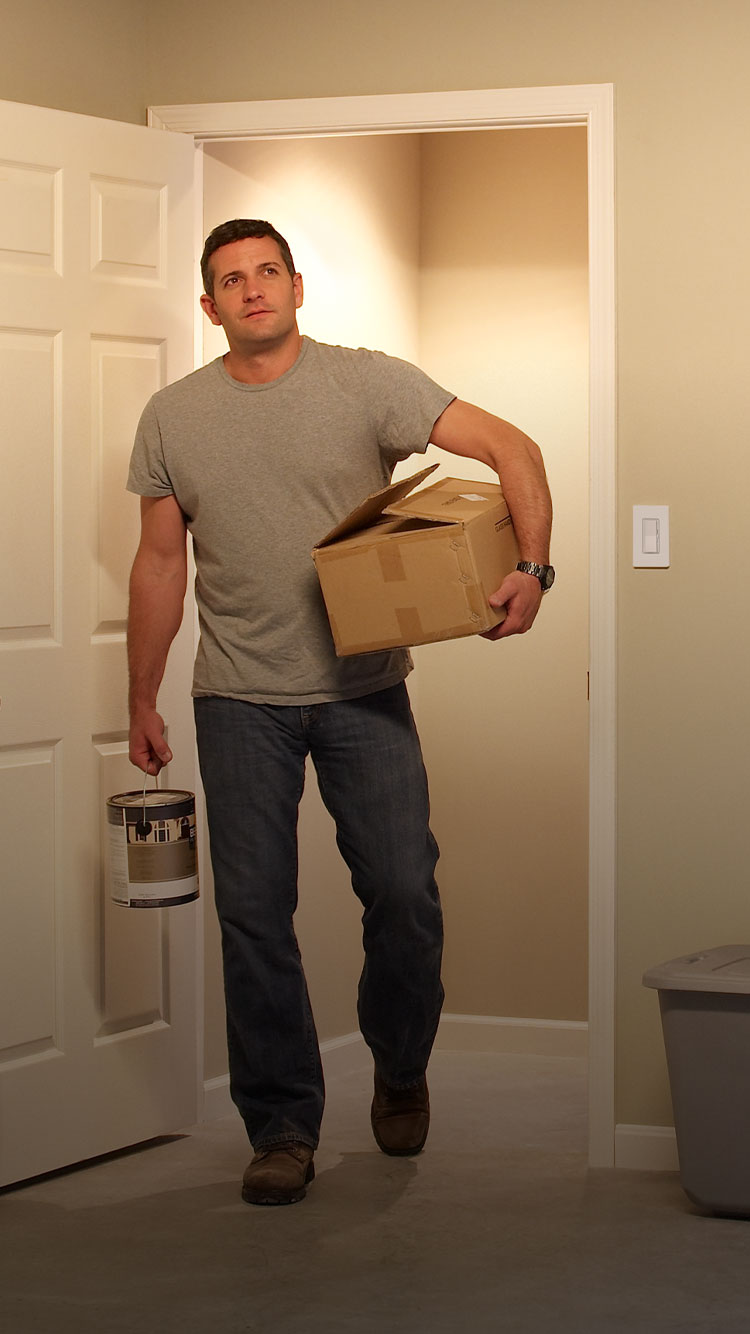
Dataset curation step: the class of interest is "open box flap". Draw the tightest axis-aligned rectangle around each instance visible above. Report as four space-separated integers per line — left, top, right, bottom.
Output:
314 463 438 548
386 476 506 524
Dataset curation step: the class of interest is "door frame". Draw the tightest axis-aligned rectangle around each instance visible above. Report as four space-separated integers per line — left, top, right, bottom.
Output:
150 84 617 1168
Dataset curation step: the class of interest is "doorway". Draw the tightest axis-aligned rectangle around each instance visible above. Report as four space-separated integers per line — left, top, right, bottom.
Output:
202 121 588 1008
152 85 616 1166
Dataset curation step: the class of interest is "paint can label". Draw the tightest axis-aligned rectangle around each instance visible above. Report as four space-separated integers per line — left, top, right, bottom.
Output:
106 790 199 908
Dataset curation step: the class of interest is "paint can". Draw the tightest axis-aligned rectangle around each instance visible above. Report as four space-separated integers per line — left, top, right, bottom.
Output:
106 788 199 908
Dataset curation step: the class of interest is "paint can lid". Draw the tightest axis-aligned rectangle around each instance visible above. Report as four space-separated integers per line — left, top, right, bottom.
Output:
108 789 194 809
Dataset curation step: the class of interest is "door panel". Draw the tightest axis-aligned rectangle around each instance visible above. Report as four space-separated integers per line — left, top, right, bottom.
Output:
0 99 197 1185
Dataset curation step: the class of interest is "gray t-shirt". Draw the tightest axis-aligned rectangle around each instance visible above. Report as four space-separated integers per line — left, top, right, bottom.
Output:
127 337 455 705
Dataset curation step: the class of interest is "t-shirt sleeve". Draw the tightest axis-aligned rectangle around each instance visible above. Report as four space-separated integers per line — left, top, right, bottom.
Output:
358 349 455 463
126 398 175 497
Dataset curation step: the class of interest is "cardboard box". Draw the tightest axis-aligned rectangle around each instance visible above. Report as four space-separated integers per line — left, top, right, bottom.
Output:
313 464 519 656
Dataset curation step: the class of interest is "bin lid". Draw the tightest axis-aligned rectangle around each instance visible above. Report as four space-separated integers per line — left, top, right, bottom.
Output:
643 945 750 993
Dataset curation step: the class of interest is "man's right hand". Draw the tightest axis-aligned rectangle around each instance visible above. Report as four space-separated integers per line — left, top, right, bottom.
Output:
129 708 173 775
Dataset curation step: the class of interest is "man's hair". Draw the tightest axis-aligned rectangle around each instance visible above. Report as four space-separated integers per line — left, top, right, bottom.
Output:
200 219 297 297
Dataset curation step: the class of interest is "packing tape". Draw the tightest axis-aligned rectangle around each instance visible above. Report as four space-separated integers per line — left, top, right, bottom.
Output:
376 543 407 582
396 606 425 642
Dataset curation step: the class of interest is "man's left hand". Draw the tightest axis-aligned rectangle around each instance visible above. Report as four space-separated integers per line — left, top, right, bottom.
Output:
481 571 544 640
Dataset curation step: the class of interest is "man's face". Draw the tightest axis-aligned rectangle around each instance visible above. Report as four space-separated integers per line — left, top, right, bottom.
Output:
200 237 303 351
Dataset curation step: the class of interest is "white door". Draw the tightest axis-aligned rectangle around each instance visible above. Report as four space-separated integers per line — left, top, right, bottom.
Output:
0 99 197 1185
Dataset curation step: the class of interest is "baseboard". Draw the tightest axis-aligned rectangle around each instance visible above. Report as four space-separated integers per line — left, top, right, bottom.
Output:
436 1013 588 1059
614 1123 679 1172
202 1074 234 1122
317 1030 371 1079
201 1015 588 1121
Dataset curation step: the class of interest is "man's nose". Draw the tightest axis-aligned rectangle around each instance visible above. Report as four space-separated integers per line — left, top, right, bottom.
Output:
243 279 263 301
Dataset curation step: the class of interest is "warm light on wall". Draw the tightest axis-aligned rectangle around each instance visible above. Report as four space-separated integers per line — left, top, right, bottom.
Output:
202 135 421 364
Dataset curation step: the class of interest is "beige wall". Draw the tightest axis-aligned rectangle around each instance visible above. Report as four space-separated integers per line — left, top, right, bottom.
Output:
202 135 422 362
0 0 149 124
10 0 750 1129
415 127 589 1022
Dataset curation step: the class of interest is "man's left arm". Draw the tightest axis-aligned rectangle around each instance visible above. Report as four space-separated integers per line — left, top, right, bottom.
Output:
429 398 552 639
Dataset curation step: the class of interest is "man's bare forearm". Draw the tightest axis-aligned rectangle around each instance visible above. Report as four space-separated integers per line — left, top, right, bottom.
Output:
127 555 186 713
431 399 552 561
127 537 187 774
484 418 552 564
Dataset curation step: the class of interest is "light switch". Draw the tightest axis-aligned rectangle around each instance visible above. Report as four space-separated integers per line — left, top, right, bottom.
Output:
633 505 670 567
642 517 660 554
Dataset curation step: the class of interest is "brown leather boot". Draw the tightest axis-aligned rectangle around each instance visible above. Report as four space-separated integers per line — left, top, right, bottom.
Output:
242 1142 315 1205
371 1071 430 1156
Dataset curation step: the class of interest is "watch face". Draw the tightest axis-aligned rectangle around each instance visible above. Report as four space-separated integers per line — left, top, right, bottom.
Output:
542 567 556 590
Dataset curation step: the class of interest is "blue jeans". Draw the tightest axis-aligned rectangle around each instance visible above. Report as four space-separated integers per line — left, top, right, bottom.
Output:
194 683 444 1151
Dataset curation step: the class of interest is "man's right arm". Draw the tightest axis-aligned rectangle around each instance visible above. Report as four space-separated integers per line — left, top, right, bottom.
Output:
127 494 188 774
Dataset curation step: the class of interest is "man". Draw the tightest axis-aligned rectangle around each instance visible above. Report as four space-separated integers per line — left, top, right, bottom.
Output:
127 218 553 1206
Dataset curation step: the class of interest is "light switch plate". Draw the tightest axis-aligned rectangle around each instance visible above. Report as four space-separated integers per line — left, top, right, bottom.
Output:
633 505 670 567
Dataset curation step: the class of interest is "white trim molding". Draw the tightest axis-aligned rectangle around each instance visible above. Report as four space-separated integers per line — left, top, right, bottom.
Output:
150 85 611 140
202 1074 234 1123
436 1013 588 1059
615 1124 679 1173
156 84 617 1168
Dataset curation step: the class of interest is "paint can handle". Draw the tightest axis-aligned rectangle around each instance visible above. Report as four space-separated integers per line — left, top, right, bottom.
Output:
135 769 159 838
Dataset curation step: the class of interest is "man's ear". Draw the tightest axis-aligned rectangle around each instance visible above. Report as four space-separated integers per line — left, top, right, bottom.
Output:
293 273 304 309
199 293 223 327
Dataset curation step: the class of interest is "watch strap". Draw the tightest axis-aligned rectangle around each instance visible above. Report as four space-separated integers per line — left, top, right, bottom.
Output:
516 561 555 591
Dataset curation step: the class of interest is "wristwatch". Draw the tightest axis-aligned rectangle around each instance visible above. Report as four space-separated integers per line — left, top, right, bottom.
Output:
516 561 556 591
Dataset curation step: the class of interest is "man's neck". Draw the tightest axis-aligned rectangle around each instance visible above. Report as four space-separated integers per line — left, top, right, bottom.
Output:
223 332 304 385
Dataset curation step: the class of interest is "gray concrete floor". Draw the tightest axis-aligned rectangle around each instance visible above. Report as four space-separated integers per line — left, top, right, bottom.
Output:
2 1051 749 1333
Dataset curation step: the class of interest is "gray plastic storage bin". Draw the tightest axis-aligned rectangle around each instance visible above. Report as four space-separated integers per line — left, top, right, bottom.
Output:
643 945 750 1216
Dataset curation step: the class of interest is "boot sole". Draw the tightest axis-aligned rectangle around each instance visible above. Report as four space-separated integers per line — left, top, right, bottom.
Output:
242 1160 315 1206
372 1126 428 1156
